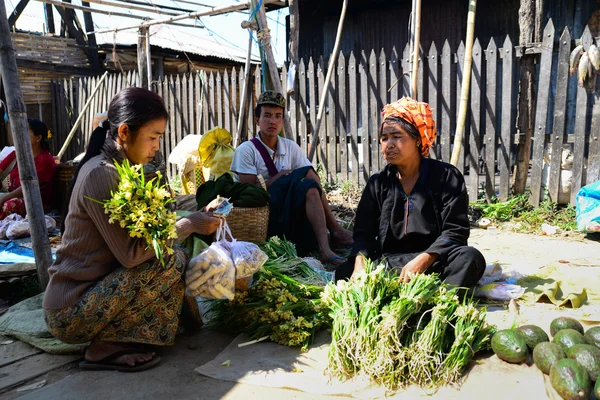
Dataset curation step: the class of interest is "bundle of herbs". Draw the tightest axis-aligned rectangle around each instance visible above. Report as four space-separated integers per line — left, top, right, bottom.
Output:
204 237 330 350
321 260 495 393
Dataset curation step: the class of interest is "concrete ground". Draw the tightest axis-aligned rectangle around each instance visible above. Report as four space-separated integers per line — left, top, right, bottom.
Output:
2 228 599 400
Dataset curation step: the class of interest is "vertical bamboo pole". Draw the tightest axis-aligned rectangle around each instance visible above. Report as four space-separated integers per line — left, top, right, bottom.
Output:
450 0 477 166
0 0 53 289
410 0 422 99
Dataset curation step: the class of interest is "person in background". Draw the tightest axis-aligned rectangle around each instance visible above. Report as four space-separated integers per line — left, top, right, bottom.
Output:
335 97 485 287
0 118 57 219
44 87 220 372
230 91 353 265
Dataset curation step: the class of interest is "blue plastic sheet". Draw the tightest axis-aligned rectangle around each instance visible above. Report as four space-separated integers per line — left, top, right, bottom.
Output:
576 180 600 233
0 240 56 264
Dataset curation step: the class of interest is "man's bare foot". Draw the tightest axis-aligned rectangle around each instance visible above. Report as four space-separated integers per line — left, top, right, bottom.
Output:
331 228 354 248
85 341 156 367
320 250 346 266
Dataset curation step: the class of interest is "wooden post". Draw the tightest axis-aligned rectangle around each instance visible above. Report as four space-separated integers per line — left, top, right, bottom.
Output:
410 0 422 98
252 0 294 140
7 0 30 29
287 0 299 95
513 0 544 194
235 33 253 147
44 3 55 34
145 28 152 88
137 26 149 89
307 0 348 162
0 1 53 289
450 0 477 166
81 2 100 69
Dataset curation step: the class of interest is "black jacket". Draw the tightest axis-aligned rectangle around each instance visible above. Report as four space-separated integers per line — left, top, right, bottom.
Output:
352 158 470 263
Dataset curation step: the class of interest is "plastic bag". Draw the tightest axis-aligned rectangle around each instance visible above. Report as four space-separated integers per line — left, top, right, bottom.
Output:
576 180 600 233
301 257 334 283
218 220 267 279
185 241 235 300
168 135 204 194
6 220 30 240
230 241 268 278
475 283 526 301
45 216 57 233
198 127 234 178
0 213 23 239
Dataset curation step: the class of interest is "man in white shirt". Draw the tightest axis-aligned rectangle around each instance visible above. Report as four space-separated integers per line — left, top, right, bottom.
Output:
231 91 352 264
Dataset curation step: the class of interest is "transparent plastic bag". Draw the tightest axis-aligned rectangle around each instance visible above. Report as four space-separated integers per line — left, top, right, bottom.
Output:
185 241 235 300
0 213 23 239
6 220 30 240
218 221 267 278
475 283 526 301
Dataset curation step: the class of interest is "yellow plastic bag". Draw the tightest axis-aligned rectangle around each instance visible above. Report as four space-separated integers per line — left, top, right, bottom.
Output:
199 127 234 178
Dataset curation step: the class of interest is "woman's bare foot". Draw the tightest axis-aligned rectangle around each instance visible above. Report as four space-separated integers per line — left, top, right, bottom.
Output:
331 228 354 248
85 341 156 367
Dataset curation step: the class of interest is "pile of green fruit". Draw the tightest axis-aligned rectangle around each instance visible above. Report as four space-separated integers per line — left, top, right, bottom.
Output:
492 316 600 400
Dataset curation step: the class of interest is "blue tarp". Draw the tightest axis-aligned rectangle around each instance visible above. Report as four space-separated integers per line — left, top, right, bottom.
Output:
0 240 56 264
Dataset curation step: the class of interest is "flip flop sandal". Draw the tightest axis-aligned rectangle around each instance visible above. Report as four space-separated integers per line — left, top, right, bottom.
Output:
322 255 346 266
79 350 161 372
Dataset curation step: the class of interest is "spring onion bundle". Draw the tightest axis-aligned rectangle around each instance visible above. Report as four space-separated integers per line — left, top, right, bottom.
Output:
321 259 495 392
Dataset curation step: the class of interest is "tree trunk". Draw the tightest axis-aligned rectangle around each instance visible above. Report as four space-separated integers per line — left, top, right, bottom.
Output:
513 0 544 194
0 1 53 289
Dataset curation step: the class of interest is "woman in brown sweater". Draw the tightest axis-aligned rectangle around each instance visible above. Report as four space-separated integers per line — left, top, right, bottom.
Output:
43 87 220 372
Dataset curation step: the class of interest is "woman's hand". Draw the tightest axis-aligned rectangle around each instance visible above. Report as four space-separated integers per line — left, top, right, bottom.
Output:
398 253 438 283
175 211 222 238
192 212 221 235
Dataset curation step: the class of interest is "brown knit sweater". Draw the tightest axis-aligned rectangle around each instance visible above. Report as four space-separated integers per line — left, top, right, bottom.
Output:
43 137 196 309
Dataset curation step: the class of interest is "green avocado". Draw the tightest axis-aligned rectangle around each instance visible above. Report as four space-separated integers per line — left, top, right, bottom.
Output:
550 317 584 336
567 344 600 382
533 342 565 375
584 326 600 349
491 329 528 364
517 324 549 350
553 329 587 353
549 359 591 400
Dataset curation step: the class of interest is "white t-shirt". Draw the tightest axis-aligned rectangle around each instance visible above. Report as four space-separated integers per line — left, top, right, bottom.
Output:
231 134 312 182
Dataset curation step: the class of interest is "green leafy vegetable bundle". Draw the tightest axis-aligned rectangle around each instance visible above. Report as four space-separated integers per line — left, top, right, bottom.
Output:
321 260 495 392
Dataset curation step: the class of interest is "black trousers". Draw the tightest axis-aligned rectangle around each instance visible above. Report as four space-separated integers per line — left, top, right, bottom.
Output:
335 246 486 288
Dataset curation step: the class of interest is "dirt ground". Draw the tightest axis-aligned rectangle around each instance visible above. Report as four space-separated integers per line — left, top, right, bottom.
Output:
1 229 599 400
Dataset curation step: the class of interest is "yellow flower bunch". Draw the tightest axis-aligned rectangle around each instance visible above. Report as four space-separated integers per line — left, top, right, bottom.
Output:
89 159 177 265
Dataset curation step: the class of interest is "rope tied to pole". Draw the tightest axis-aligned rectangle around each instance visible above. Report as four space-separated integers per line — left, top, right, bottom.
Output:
257 27 271 46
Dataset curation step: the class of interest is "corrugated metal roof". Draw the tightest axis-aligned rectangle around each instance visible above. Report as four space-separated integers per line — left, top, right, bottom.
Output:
95 25 261 64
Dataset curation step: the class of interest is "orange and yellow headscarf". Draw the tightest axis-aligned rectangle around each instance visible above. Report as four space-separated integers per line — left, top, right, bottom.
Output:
381 97 437 157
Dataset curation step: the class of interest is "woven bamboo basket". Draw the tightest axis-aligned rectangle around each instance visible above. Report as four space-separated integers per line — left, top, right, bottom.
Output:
224 175 269 244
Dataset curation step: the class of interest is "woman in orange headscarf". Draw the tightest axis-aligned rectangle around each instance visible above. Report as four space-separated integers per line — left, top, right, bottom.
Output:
335 97 485 287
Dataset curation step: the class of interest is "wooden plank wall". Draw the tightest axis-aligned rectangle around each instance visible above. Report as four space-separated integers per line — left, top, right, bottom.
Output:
51 19 600 206
11 33 89 68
